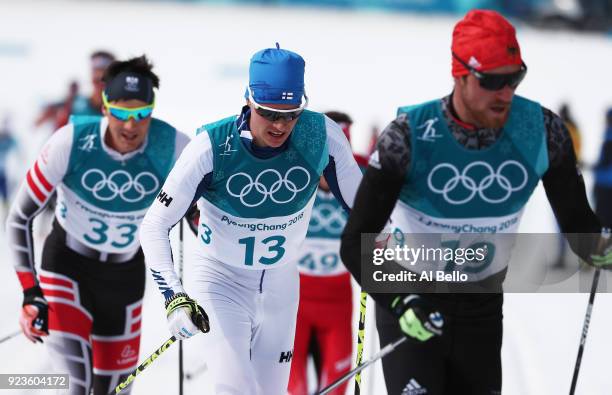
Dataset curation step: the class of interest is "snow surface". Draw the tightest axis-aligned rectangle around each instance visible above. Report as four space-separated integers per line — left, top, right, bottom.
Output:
0 1 612 394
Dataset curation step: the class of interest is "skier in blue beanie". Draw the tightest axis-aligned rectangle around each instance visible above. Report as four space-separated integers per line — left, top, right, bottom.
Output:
141 44 363 394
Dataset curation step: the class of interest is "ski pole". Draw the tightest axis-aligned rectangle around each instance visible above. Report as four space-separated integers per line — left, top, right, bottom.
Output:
353 291 367 395
318 336 407 395
115 336 177 394
179 219 184 395
0 329 21 345
569 228 611 395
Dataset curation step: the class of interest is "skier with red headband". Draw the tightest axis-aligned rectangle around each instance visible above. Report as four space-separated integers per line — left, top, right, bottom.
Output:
340 10 612 395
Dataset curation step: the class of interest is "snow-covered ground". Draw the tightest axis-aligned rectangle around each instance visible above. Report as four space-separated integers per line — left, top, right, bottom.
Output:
0 1 612 394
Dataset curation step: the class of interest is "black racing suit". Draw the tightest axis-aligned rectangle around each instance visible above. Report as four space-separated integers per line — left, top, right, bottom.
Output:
41 220 146 395
340 94 601 395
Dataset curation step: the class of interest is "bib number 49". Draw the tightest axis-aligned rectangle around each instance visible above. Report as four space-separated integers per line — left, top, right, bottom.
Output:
238 236 286 266
298 252 339 273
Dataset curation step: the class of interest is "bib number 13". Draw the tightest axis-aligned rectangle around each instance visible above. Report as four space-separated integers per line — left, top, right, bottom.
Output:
238 236 286 266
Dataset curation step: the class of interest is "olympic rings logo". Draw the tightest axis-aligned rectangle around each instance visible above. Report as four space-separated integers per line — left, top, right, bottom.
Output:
226 166 311 207
427 160 528 205
81 169 159 203
309 203 346 234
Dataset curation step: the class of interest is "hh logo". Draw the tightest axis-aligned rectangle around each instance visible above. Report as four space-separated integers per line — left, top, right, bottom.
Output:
416 118 441 142
157 189 173 207
78 134 97 152
281 92 294 100
279 350 293 363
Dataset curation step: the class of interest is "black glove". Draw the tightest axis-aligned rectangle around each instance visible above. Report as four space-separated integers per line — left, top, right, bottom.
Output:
391 295 443 342
20 286 49 343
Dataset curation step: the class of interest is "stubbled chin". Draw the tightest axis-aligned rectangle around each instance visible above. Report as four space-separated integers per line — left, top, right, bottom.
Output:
483 111 509 129
120 139 136 148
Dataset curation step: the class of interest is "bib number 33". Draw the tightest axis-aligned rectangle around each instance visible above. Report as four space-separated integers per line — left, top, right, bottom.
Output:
83 218 137 248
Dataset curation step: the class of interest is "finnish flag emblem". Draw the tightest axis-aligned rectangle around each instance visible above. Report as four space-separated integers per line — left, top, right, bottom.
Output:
281 92 294 100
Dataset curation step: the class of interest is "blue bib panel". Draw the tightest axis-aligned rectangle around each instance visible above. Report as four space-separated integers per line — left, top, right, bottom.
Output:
297 189 348 276
306 190 347 240
63 117 176 212
199 110 329 219
396 96 548 218
387 96 549 281
192 110 330 270
56 117 177 254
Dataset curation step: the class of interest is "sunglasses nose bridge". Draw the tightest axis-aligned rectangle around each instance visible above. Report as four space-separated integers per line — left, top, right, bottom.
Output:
109 107 153 122
258 110 294 123
271 118 294 130
127 112 149 122
277 114 294 123
123 117 138 129
495 86 515 101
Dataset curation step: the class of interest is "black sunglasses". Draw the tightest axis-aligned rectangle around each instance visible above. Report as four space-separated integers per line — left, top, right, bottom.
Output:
452 52 527 91
254 107 304 122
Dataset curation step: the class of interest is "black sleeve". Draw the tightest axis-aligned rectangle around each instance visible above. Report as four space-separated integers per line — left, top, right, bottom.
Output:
541 107 601 259
340 114 411 309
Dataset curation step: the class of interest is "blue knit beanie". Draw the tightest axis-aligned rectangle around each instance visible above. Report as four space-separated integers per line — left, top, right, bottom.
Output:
245 44 305 105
